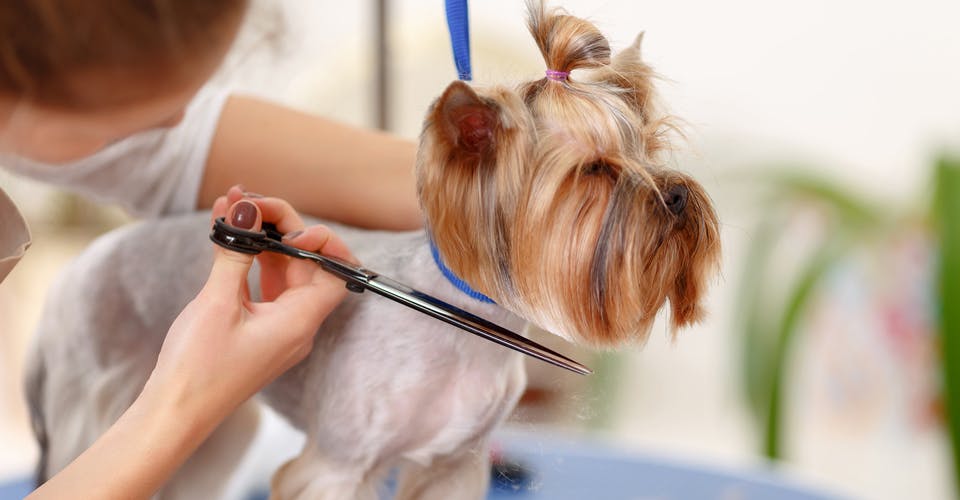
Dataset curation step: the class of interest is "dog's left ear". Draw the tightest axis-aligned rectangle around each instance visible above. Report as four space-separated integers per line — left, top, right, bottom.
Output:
436 81 499 155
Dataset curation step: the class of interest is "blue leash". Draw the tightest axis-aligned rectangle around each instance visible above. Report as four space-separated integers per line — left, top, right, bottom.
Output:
439 0 491 303
445 0 472 81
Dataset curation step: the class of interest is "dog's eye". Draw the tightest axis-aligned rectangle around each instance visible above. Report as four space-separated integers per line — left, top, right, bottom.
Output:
581 161 617 177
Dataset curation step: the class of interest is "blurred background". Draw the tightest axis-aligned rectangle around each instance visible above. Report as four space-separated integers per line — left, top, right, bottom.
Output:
2 0 960 498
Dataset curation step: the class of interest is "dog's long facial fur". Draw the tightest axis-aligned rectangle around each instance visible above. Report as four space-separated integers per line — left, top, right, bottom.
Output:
418 1 721 348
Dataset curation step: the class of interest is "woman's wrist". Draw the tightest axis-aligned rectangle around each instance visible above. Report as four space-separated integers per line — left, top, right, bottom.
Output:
137 370 227 448
28 371 228 500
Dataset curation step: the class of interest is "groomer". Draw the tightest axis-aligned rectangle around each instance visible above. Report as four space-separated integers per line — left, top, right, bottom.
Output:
0 0 418 497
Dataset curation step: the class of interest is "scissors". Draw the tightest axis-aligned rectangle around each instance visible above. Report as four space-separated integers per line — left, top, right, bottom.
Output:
209 217 591 375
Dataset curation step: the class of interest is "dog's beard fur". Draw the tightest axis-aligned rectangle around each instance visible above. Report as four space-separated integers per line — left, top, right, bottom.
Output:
418 1 721 348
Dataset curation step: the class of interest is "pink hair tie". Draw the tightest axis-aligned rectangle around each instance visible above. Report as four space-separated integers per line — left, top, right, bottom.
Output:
545 69 569 81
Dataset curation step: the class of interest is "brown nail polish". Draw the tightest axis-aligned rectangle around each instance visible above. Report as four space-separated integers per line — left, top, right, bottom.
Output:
230 201 258 230
281 229 304 241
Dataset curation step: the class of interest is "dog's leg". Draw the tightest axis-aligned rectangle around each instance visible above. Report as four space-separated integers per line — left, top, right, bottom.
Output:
269 440 383 500
393 440 491 500
391 354 526 500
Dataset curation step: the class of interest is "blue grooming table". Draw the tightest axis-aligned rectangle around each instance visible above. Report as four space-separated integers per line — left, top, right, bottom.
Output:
0 480 29 499
1 432 844 499
483 432 844 499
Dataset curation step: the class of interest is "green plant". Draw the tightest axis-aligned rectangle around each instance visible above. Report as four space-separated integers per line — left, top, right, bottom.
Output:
735 167 894 459
933 155 960 494
737 155 960 499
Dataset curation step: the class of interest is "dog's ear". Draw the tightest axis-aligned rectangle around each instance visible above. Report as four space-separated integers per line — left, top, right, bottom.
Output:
436 81 499 155
591 32 673 158
602 33 657 117
614 32 644 66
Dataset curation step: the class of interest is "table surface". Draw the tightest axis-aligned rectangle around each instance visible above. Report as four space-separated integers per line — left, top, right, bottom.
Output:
482 432 845 500
1 432 846 500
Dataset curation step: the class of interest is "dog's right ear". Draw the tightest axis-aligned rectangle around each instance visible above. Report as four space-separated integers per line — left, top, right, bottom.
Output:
436 81 499 155
603 33 657 117
592 32 673 158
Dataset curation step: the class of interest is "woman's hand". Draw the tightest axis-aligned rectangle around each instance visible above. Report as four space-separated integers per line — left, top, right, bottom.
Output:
30 188 356 500
145 185 356 427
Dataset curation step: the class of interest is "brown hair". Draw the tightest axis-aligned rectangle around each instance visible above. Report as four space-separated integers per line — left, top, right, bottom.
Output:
0 0 248 109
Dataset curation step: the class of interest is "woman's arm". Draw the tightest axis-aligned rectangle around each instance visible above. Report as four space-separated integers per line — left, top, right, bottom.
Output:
199 96 423 230
26 379 221 500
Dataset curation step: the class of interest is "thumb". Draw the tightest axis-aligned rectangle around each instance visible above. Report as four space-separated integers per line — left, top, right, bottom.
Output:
205 200 262 297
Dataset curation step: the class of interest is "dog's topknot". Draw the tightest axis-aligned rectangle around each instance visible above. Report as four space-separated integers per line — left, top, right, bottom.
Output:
526 0 610 74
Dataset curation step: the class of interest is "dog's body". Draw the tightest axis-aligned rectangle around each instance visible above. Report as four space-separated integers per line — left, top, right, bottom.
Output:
26 3 721 498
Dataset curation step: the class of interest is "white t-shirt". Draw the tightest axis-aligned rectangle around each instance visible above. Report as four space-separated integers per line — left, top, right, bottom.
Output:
0 86 230 218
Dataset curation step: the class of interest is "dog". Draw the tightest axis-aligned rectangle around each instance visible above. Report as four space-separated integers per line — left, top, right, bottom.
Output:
25 2 721 498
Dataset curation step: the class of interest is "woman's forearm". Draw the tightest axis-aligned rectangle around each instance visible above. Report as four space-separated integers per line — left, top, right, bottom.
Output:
27 378 220 500
199 96 423 230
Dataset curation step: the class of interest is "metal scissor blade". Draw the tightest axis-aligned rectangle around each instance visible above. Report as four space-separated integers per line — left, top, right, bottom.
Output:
364 275 592 375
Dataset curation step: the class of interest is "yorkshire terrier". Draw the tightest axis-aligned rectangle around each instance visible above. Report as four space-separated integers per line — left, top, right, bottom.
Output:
25 2 720 498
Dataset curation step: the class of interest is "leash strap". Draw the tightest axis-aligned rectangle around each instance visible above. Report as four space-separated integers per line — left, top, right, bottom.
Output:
445 0 472 81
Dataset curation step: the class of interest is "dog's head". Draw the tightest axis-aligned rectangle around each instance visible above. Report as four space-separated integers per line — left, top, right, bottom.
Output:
417 1 721 348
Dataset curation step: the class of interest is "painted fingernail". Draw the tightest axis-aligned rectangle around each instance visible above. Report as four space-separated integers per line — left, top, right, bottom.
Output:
230 200 258 229
281 229 304 241
242 191 264 199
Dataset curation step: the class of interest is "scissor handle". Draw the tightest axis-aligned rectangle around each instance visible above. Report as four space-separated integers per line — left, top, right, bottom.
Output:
209 217 267 255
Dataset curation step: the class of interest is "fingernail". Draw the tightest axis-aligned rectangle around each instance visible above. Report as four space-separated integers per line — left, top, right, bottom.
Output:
243 191 264 199
230 200 258 230
281 229 304 241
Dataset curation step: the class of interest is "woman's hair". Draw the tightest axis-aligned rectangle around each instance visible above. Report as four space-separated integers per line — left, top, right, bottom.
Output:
0 0 248 109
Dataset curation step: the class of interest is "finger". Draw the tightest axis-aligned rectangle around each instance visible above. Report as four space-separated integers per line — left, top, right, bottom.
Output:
257 277 347 342
211 182 245 223
237 195 305 302
283 224 356 264
256 251 289 302
245 197 305 234
205 200 262 298
282 225 359 289
211 195 229 223
227 184 245 206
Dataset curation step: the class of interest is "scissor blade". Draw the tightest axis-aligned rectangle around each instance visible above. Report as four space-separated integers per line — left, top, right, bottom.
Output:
365 275 592 376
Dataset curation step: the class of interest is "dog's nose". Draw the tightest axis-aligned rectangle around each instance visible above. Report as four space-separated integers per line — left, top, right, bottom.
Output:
665 185 688 215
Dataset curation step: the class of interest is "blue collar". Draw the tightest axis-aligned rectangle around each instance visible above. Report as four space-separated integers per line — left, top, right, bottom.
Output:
429 240 495 303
